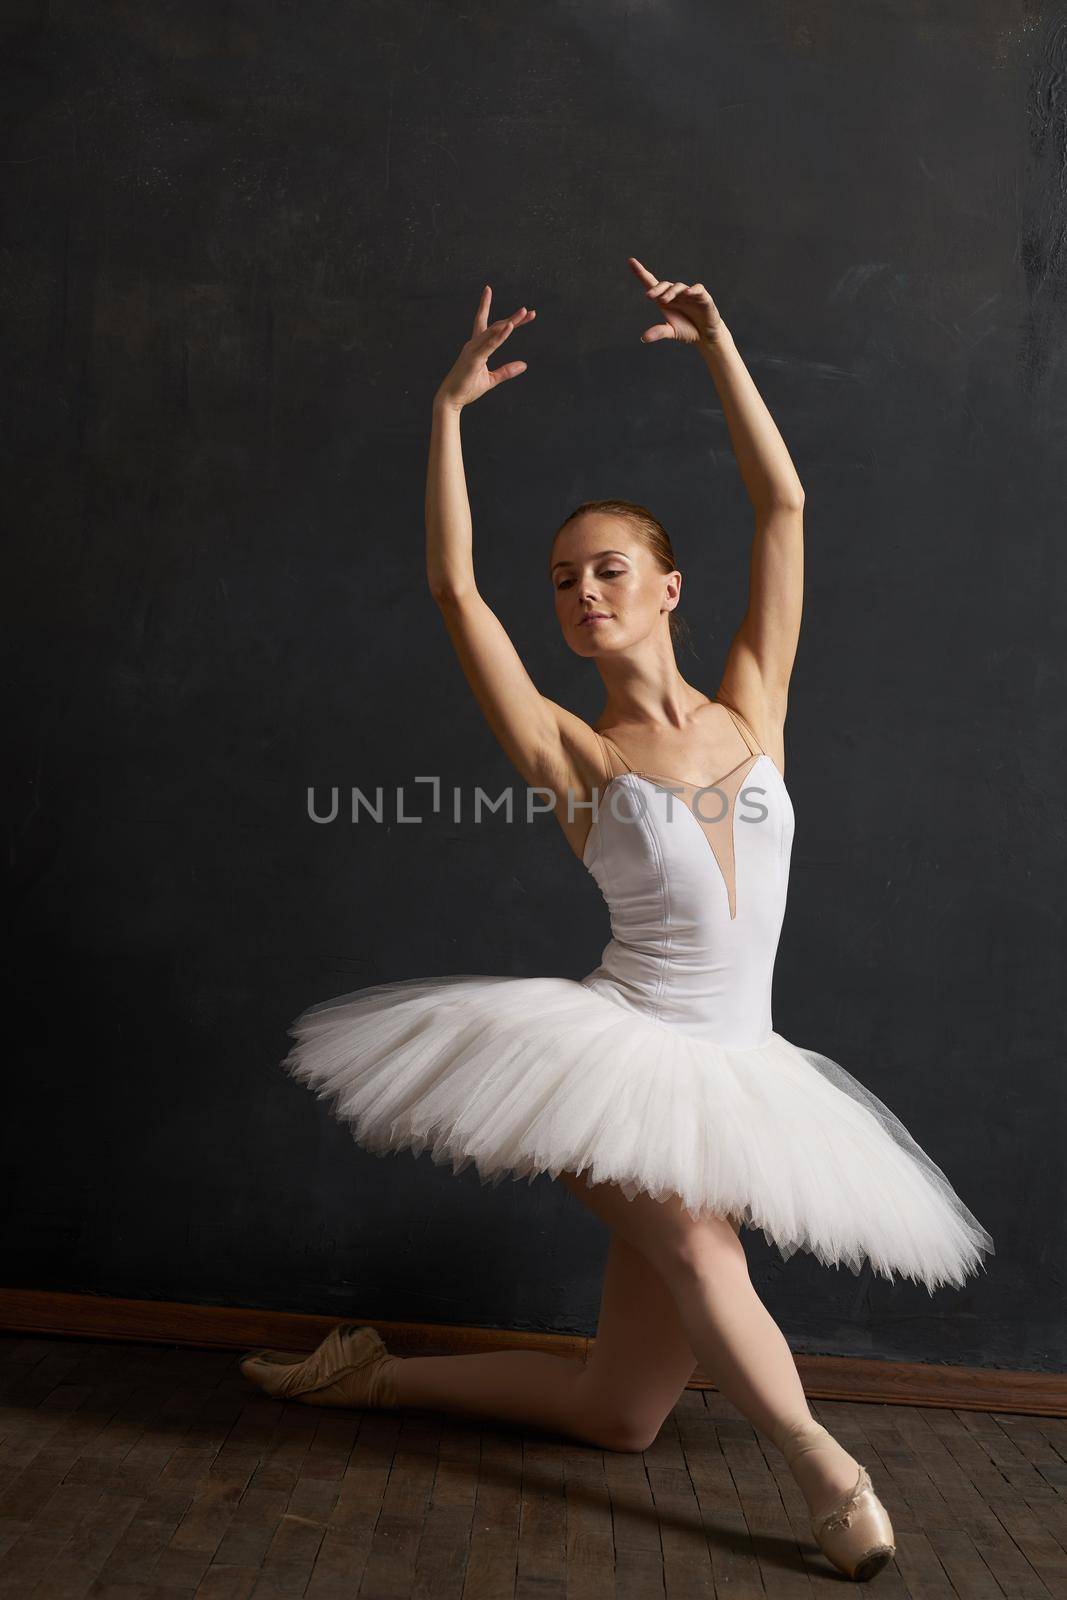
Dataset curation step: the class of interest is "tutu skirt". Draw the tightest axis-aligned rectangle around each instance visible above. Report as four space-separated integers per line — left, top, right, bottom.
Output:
282 973 994 1296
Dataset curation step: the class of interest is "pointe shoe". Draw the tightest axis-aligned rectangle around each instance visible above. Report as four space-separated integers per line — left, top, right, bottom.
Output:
809 1463 896 1582
239 1322 401 1408
772 1418 896 1582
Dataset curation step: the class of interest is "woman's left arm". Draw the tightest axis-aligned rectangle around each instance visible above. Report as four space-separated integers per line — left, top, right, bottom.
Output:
629 258 804 739
697 323 804 723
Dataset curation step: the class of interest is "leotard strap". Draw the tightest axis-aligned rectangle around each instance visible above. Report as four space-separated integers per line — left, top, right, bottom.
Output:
595 701 763 780
713 695 765 757
593 730 634 782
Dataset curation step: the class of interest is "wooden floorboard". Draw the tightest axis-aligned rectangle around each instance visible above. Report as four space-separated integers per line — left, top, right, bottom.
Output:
1 1334 1063 1599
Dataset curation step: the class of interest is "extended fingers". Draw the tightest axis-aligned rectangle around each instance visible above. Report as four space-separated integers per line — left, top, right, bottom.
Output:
480 306 535 349
473 285 535 329
472 284 492 337
627 255 658 287
628 257 685 300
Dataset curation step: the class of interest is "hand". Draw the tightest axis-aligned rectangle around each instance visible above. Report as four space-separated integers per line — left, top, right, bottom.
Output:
627 257 724 346
435 285 536 410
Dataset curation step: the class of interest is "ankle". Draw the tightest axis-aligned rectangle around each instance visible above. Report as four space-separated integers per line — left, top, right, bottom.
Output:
369 1352 403 1409
769 1415 831 1467
769 1417 861 1516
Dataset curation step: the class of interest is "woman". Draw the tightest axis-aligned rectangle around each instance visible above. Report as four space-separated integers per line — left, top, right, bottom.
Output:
242 259 994 1582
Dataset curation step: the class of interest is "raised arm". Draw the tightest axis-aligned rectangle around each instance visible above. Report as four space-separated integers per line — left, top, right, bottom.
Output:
629 259 804 760
427 288 578 795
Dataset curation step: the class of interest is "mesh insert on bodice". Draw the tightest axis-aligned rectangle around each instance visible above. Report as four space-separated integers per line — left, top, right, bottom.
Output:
592 699 765 921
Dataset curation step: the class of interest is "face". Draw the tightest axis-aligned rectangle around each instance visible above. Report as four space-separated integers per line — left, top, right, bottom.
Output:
550 514 681 655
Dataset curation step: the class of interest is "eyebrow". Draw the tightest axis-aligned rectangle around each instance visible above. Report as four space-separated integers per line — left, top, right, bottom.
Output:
550 549 633 575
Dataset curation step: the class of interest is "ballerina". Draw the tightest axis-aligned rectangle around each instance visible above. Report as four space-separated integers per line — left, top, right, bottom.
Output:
242 259 993 1583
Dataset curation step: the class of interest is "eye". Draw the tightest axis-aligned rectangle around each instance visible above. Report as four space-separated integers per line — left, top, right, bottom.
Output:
555 567 625 591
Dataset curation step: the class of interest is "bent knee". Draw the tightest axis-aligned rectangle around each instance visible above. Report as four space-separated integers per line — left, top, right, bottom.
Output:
588 1415 662 1454
578 1387 666 1454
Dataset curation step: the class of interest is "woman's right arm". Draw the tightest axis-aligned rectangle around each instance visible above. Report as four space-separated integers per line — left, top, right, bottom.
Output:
426 290 588 799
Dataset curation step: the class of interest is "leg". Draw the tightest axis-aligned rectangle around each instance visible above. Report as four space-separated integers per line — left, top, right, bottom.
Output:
573 1229 699 1451
556 1169 862 1518
393 1224 698 1451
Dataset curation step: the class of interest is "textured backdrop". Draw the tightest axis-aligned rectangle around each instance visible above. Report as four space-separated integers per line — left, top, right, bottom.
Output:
3 1 1064 1372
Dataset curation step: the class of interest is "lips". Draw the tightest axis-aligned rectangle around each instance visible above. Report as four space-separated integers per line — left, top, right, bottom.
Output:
580 614 611 626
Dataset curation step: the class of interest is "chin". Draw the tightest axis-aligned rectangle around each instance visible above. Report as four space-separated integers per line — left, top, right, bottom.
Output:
575 624 617 649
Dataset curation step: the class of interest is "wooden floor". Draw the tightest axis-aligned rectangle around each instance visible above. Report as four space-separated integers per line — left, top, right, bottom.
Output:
1 1334 1065 1598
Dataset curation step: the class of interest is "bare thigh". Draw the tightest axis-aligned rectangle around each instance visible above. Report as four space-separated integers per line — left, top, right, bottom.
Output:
558 1169 745 1450
558 1167 745 1264
579 1229 699 1450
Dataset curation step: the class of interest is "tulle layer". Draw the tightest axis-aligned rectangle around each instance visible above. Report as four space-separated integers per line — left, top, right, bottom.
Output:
281 973 994 1296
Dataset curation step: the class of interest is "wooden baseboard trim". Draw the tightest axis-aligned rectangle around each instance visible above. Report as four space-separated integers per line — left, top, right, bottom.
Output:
2 1287 1063 1417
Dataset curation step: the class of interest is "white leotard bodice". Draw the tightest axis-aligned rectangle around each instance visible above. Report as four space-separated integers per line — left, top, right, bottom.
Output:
579 699 796 1049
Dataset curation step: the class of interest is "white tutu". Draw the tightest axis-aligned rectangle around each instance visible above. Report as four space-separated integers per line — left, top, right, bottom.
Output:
282 971 994 1296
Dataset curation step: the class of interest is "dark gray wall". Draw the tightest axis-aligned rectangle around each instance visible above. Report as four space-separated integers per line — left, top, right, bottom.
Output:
4 2 1064 1374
